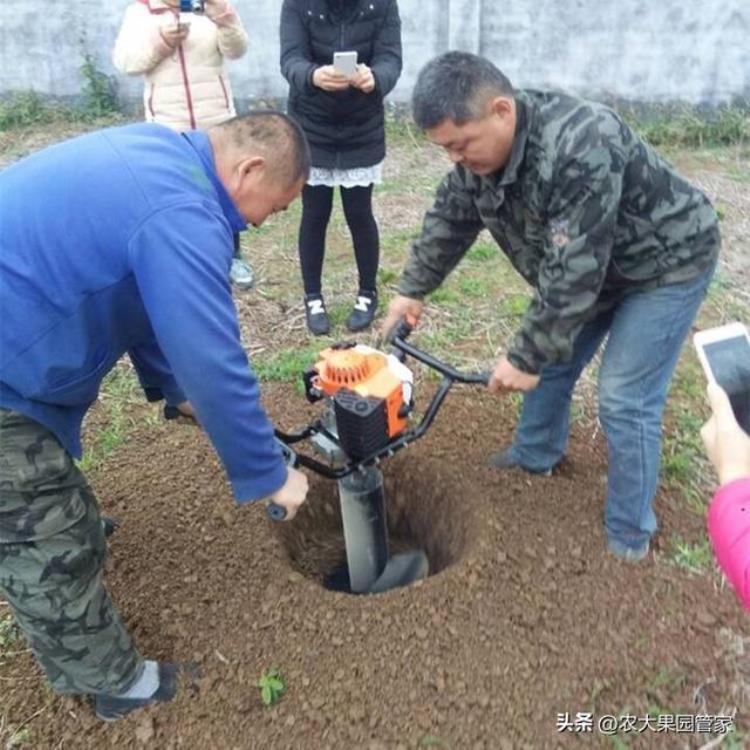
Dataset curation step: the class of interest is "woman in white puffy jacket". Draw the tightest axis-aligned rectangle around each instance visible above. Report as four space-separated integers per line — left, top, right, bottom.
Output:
113 0 247 130
114 0 254 284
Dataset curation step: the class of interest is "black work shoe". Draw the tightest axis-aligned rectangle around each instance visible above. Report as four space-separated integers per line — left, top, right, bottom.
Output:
489 448 555 477
94 662 179 722
345 290 378 332
304 294 330 336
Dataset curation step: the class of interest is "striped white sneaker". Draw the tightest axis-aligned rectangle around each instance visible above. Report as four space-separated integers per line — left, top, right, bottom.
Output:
345 290 378 332
304 294 330 336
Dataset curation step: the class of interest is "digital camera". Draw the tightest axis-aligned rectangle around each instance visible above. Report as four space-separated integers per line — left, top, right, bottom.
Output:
180 0 205 12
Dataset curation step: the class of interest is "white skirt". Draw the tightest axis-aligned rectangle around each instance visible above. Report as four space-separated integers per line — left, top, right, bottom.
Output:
307 161 383 188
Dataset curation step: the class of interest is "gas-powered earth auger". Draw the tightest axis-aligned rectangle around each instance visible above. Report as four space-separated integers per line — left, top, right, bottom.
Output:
267 319 490 595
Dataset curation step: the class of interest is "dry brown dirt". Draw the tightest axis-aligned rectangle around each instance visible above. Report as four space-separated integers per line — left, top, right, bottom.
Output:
2 377 748 749
1 122 749 749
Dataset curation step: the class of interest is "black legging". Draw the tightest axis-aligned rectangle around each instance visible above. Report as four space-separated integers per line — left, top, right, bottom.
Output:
298 183 379 296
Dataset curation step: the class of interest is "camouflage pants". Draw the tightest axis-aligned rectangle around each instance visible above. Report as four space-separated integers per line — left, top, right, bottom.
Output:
0 409 142 695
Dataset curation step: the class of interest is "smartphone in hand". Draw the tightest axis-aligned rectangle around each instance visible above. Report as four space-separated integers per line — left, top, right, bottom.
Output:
333 50 358 78
694 322 750 433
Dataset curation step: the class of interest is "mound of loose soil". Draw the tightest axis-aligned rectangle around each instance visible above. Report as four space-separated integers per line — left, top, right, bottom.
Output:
2 381 748 749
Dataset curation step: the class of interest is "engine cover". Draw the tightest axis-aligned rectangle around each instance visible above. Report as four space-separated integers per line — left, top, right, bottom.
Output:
333 389 389 460
306 343 414 460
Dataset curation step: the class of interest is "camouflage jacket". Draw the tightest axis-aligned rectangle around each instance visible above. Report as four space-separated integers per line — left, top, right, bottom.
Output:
398 90 720 374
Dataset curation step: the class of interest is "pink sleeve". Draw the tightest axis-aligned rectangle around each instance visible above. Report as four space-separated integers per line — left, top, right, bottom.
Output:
707 477 750 611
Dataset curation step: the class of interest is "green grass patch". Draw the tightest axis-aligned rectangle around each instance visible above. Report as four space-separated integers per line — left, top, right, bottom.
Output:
78 365 151 472
0 91 72 130
252 346 319 385
465 241 499 263
377 266 400 286
670 535 713 573
427 287 462 307
625 105 750 148
1 53 120 131
499 293 530 317
660 358 713 514
379 228 421 258
458 275 492 299
384 114 428 147
419 314 476 361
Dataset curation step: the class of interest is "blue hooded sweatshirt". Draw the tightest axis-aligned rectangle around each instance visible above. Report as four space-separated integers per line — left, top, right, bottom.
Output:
0 122 287 502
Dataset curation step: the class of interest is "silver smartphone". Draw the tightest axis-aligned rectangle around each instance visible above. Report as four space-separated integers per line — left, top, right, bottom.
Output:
333 50 358 78
694 321 750 432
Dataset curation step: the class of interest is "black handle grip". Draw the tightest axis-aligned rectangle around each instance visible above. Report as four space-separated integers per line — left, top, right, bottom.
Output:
462 370 492 386
266 503 287 521
392 317 414 342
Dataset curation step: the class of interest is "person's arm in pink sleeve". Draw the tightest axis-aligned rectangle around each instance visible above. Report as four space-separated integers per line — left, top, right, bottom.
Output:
701 383 750 611
707 478 750 611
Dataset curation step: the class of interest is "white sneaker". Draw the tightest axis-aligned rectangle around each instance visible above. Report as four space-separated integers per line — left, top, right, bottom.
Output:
230 258 254 289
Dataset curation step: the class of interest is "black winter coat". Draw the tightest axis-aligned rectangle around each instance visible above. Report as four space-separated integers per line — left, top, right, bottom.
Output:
280 0 402 169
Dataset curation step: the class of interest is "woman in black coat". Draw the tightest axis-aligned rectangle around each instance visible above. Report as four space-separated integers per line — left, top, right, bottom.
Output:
280 0 402 334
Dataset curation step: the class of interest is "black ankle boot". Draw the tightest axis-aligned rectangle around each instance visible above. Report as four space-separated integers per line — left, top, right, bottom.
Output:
345 290 378 332
304 294 330 336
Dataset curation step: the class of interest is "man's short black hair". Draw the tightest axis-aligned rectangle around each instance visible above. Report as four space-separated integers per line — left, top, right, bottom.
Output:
412 51 515 130
214 111 311 186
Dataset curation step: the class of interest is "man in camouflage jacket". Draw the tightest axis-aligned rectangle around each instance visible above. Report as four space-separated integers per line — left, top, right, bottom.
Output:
383 52 719 561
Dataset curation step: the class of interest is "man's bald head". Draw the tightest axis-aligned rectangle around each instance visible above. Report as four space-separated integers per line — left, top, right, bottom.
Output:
209 111 310 188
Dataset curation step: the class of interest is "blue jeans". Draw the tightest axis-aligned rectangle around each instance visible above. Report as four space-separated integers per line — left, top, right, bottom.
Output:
508 268 715 553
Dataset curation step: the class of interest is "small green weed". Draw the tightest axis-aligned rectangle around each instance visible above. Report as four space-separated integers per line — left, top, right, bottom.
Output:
466 242 498 262
499 293 530 317
0 611 19 650
418 736 445 748
647 665 687 697
6 727 32 748
257 668 285 706
670 535 713 573
78 43 119 120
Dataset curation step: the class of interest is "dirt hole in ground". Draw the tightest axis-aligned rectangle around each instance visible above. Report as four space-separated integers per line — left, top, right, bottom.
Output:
274 456 478 591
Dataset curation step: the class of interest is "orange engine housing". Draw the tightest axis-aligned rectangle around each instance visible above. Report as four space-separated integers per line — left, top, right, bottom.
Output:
312 345 410 439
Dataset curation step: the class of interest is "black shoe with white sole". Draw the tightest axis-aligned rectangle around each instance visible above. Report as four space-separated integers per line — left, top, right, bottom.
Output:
345 290 378 332
304 294 330 336
93 662 179 722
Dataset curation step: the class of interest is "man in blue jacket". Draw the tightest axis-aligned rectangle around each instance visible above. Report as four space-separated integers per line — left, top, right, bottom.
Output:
0 111 310 719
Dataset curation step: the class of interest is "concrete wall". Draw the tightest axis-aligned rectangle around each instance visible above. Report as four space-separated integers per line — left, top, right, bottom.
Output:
1 0 747 107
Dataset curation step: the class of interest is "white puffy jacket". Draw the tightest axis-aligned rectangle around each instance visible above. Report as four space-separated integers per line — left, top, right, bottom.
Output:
113 0 248 131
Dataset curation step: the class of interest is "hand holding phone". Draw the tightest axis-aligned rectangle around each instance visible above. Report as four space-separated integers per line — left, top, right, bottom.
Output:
694 322 750 433
312 65 350 92
350 63 376 93
161 22 190 48
701 383 750 485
